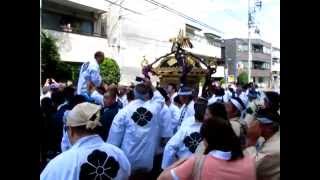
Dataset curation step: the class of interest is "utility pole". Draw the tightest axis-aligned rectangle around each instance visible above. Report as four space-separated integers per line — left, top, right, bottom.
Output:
248 0 262 83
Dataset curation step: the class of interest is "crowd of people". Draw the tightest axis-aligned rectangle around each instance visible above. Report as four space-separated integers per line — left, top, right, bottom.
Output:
40 51 280 180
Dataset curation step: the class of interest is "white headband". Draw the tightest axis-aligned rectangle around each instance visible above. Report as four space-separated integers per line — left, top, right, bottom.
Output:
256 117 273 124
178 90 192 96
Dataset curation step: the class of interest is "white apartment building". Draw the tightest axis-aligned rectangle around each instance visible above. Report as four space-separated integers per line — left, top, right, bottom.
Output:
41 0 223 85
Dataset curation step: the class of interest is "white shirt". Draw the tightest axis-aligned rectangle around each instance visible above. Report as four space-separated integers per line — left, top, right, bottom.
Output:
77 59 102 95
162 120 202 169
107 91 164 172
41 135 131 180
118 95 128 107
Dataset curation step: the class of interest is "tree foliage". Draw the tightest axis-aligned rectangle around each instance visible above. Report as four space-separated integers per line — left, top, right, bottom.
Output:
41 32 72 84
238 71 249 85
100 58 121 85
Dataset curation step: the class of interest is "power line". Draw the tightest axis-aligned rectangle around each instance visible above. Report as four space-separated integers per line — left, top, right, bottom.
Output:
104 0 144 15
143 0 223 34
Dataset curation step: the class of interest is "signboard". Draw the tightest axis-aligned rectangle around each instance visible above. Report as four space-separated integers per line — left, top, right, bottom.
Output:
228 75 235 82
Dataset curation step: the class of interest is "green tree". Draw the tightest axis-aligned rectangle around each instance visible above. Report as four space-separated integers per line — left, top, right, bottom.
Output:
220 78 226 85
100 58 121 85
238 71 249 85
41 32 72 84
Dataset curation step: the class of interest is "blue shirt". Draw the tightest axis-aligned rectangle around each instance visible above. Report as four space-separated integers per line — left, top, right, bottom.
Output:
98 101 122 141
77 60 102 95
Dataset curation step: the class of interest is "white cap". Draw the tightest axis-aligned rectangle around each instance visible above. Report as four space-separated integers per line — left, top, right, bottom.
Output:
66 102 102 130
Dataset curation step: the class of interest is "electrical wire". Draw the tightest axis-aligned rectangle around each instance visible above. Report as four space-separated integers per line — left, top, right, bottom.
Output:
104 0 144 15
143 0 223 34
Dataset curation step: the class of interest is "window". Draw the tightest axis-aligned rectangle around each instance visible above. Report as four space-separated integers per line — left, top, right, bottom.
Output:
252 44 263 53
42 10 103 37
258 77 264 83
241 61 248 69
252 61 270 70
238 44 248 52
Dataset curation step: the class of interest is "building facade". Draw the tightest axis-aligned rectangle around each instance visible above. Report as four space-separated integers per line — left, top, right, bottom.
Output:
223 38 272 88
41 0 223 85
41 0 111 63
271 47 280 90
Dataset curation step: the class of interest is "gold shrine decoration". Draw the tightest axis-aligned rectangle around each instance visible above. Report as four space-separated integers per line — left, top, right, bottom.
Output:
141 56 149 68
169 29 193 49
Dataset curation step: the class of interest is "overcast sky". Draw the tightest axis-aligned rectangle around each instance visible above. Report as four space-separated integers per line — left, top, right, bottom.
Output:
169 0 280 47
122 0 280 47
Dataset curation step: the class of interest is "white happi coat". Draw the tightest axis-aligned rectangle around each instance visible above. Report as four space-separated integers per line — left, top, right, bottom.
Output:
155 104 174 155
107 91 164 172
41 135 131 180
77 59 102 95
158 104 174 138
168 104 181 133
161 119 202 169
176 100 195 131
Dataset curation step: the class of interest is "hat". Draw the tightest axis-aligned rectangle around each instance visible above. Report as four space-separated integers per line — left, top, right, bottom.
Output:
230 97 246 112
256 109 280 124
247 89 258 99
177 86 193 96
66 102 102 130
264 91 280 111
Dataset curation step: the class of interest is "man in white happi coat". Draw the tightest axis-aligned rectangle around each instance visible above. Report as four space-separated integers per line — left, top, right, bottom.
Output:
107 78 165 175
175 86 195 132
224 96 248 147
41 102 131 180
162 98 208 169
77 51 104 98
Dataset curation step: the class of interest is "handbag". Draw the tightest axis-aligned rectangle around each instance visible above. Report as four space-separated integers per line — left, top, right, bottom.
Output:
191 155 206 180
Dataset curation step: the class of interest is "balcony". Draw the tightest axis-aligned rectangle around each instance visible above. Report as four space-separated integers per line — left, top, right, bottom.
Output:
236 52 271 62
44 29 109 63
251 69 271 77
46 0 109 13
185 34 221 58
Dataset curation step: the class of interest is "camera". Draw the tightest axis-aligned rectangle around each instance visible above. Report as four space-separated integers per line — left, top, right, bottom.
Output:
135 76 144 82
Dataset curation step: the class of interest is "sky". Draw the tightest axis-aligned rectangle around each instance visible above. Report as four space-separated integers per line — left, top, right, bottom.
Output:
124 0 280 48
169 0 280 47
